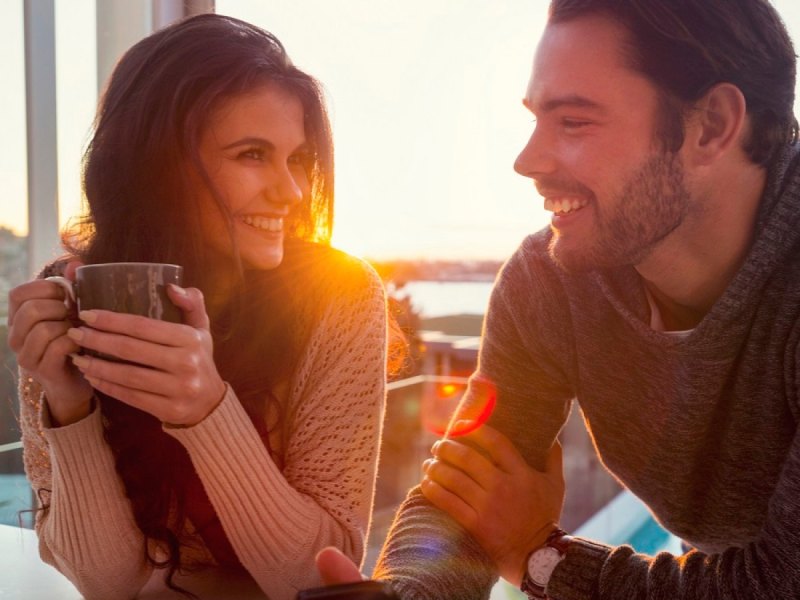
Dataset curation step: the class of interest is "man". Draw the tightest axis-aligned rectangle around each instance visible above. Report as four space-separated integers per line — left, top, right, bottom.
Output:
319 1 800 598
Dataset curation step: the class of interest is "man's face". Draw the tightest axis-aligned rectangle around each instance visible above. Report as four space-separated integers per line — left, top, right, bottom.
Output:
514 15 694 272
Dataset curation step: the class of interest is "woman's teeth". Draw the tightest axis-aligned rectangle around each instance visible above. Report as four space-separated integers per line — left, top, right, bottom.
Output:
241 215 283 232
544 197 588 214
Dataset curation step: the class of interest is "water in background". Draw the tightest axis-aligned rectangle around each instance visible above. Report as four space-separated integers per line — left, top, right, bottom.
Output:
397 280 493 318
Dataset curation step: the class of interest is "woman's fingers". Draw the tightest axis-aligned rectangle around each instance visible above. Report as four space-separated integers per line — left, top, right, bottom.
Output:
74 354 186 422
75 309 203 348
66 324 193 371
15 320 73 371
7 281 69 326
63 259 84 280
71 354 174 395
315 547 366 586
167 285 210 330
7 299 69 352
78 358 219 425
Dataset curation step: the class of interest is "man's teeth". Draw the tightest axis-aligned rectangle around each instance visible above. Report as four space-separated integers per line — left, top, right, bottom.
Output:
241 215 283 232
544 198 588 214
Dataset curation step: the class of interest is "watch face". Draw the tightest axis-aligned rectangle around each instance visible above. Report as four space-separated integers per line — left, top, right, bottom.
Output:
527 546 563 586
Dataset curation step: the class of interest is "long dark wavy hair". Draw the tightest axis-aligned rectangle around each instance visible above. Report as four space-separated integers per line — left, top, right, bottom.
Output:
64 13 336 592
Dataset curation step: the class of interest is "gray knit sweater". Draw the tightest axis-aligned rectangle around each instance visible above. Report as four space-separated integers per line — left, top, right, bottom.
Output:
374 144 800 599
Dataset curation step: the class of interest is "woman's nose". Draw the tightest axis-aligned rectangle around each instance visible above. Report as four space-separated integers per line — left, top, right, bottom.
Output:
271 165 306 206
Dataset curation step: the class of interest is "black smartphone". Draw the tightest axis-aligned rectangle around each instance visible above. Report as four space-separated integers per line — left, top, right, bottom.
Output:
296 580 399 599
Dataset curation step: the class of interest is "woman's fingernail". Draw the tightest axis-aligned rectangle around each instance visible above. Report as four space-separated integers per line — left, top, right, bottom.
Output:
422 459 432 473
70 354 89 369
85 375 100 387
78 310 97 323
67 328 84 342
169 283 188 296
431 441 441 455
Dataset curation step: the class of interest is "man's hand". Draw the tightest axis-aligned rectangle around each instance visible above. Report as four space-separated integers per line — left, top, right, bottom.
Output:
421 421 565 585
315 547 365 586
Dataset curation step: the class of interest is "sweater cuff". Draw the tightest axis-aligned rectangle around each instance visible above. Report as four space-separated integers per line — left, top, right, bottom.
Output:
546 537 610 600
42 402 142 562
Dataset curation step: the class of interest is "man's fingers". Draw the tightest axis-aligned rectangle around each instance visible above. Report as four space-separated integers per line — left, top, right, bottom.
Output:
421 477 478 533
423 457 487 508
431 439 498 490
449 421 528 473
315 547 365 586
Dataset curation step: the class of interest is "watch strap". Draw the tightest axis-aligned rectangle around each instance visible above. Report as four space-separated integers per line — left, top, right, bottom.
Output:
520 528 572 599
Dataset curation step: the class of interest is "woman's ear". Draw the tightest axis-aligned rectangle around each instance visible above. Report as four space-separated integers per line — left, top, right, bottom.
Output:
684 82 748 166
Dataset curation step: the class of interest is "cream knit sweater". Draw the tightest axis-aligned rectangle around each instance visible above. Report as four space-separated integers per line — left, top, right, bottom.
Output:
20 254 388 600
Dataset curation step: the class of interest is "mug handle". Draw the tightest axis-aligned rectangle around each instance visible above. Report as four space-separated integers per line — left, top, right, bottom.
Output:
45 276 76 307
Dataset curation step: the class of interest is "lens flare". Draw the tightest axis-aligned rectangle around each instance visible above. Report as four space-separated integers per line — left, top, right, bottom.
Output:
447 378 496 437
422 377 496 436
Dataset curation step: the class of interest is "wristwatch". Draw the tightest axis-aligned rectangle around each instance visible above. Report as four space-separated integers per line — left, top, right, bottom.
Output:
520 528 572 599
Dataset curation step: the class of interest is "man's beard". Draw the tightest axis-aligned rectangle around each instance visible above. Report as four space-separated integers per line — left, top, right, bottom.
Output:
548 151 692 273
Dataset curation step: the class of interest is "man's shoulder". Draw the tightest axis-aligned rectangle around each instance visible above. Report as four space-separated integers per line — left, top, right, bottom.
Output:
505 229 557 275
503 229 587 288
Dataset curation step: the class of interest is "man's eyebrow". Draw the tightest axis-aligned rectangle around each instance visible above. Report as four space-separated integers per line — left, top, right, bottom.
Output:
523 94 607 114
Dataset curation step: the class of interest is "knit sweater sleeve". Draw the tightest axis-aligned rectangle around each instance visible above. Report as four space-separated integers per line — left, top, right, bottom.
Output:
374 243 575 600
548 421 800 599
166 257 387 600
19 260 152 599
19 373 153 599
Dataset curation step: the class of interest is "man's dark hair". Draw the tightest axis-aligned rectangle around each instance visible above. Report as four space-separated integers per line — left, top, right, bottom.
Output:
549 0 798 166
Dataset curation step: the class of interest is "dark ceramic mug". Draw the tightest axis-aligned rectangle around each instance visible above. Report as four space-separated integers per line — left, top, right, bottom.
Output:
47 262 183 360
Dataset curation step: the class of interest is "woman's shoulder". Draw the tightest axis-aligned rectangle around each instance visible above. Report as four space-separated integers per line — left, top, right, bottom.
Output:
290 243 384 301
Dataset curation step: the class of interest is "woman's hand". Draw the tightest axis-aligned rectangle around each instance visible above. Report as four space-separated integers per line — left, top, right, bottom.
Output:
421 422 565 585
7 261 94 426
68 284 226 426
315 547 365 586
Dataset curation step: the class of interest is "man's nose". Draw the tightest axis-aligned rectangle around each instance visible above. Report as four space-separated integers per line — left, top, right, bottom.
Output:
514 127 555 179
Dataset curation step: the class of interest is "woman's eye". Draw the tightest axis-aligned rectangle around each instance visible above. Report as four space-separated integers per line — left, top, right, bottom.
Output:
288 152 313 167
239 148 264 160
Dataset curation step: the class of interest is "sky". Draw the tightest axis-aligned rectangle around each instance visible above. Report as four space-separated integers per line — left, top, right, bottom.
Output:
3 1 800 260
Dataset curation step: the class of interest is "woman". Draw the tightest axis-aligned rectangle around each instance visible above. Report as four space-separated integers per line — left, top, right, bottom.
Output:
8 14 387 599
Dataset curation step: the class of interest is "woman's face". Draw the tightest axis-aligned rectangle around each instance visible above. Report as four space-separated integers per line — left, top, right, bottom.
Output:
197 84 311 271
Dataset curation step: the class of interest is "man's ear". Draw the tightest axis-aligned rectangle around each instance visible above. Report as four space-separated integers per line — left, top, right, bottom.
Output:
684 82 748 166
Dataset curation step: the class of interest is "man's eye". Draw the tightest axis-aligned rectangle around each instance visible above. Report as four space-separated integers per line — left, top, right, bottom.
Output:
562 119 591 130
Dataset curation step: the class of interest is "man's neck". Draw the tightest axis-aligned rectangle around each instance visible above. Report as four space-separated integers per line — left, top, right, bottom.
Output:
635 163 767 331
